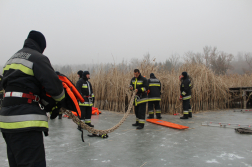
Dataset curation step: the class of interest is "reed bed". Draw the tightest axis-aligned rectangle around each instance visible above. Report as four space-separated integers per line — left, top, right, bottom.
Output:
67 62 252 114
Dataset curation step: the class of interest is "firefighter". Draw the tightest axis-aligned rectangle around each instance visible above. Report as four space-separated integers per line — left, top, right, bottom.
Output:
0 75 3 108
179 72 192 119
130 69 148 129
147 73 162 119
76 71 95 128
0 30 65 167
77 70 83 79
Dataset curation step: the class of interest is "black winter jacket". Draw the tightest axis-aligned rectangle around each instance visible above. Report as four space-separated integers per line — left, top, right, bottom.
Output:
148 76 161 99
76 78 94 106
0 39 65 134
180 76 192 100
129 74 148 105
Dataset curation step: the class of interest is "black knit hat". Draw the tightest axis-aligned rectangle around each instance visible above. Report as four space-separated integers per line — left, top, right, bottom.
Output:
77 70 83 78
82 71 90 79
182 72 188 78
27 30 46 53
150 73 155 78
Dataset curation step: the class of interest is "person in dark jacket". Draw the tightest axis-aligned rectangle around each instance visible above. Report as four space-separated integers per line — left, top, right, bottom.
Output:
130 69 148 129
147 73 162 119
76 71 95 128
77 70 83 79
0 75 3 108
179 72 192 119
0 30 65 167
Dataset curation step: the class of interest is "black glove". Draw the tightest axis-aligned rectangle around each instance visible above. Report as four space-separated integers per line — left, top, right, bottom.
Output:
93 97 95 104
50 108 60 119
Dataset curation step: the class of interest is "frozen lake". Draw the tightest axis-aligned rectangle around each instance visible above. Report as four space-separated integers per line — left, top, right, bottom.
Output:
0 110 252 167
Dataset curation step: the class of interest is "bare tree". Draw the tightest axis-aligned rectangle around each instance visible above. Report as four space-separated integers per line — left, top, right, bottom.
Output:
184 51 204 64
243 53 252 74
209 49 234 75
203 46 211 67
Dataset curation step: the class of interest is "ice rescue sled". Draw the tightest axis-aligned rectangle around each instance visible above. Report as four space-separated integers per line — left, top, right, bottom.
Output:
146 119 189 129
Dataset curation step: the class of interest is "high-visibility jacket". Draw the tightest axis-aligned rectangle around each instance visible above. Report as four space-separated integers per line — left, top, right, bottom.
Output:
76 78 94 107
148 76 161 101
129 74 148 106
0 39 65 134
180 77 192 100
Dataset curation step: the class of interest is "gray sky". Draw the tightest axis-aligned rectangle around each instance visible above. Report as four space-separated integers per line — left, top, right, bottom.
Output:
0 0 251 65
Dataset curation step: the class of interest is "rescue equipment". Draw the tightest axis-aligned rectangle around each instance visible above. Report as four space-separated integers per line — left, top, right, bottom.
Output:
202 121 252 128
92 107 101 115
146 119 189 129
235 128 252 134
62 91 137 138
40 72 84 118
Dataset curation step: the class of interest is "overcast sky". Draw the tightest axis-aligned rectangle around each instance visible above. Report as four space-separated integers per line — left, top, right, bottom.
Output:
0 0 251 65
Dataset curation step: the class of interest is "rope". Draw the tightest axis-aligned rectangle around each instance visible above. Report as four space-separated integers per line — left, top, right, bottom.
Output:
62 91 136 135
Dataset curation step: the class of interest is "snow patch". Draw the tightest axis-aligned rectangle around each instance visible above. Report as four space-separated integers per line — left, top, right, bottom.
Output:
206 159 219 163
217 152 244 160
102 160 111 163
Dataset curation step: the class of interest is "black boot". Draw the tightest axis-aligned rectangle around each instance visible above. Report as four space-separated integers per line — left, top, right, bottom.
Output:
136 123 144 129
180 114 188 119
147 114 154 119
188 112 192 118
86 123 94 127
58 114 62 119
156 113 162 119
132 121 139 126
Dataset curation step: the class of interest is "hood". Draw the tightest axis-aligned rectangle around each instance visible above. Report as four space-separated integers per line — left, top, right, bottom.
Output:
82 71 90 80
77 70 83 78
24 30 46 53
150 73 156 78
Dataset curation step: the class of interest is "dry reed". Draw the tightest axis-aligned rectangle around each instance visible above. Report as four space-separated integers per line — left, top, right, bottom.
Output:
67 61 251 114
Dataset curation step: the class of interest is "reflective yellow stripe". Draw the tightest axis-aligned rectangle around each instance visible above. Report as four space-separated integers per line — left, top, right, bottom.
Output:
52 90 65 102
3 64 34 76
183 95 191 100
141 87 145 92
82 86 88 88
0 121 48 129
92 94 94 97
148 98 161 101
182 91 186 95
54 93 65 102
136 99 149 104
156 110 161 113
149 84 160 87
137 82 143 85
79 103 93 106
134 78 137 90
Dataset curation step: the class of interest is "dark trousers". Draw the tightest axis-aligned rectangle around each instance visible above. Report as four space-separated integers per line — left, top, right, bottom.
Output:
2 131 46 167
134 103 146 124
80 106 92 123
182 99 191 114
148 101 161 115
